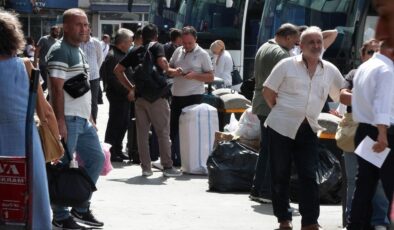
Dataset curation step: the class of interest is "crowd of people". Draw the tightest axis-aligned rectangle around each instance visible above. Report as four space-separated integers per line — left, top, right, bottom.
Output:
0 0 394 229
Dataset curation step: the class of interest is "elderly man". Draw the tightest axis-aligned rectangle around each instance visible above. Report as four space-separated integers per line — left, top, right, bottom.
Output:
262 26 347 230
47 8 104 229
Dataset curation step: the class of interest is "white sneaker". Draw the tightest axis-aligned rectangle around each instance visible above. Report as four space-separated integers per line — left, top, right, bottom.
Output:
142 169 153 176
374 225 387 230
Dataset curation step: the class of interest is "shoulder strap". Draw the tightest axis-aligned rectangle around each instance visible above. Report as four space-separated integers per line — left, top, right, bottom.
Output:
79 50 88 74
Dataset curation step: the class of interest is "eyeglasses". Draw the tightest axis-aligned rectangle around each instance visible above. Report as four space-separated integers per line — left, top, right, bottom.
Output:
366 50 375 55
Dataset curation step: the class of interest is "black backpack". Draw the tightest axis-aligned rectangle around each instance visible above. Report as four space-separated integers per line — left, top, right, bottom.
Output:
133 43 170 103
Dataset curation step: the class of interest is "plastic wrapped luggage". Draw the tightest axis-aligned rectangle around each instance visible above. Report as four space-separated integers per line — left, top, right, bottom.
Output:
219 93 251 130
179 103 219 174
212 88 234 97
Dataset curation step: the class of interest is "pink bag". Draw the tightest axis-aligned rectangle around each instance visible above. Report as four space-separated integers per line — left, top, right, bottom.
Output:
76 143 113 176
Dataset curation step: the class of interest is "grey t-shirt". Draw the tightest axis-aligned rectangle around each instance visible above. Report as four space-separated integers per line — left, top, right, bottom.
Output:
37 35 57 66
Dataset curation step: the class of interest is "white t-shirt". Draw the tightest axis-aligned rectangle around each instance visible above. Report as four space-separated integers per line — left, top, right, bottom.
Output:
169 44 213 96
213 50 233 87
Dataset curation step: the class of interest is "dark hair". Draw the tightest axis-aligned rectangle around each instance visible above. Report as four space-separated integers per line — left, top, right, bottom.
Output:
182 26 197 39
26 37 34 45
169 28 182 42
134 27 142 40
275 23 299 37
50 26 59 32
142 23 158 43
0 11 25 56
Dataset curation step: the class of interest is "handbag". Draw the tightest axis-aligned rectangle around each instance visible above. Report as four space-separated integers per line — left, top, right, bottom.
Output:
230 58 243 85
335 112 358 152
63 51 90 98
46 140 97 207
23 58 64 162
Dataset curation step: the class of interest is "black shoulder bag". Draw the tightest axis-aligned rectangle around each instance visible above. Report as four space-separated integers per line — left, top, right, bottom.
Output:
63 51 91 98
46 140 97 207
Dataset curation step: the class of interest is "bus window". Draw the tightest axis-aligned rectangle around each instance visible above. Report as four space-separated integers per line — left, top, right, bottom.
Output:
187 0 246 50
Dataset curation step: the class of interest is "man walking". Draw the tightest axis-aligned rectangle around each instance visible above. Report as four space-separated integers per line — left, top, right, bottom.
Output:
47 8 104 229
263 26 347 230
34 25 59 91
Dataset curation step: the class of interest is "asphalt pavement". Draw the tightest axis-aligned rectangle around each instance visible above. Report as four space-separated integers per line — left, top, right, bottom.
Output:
90 93 343 230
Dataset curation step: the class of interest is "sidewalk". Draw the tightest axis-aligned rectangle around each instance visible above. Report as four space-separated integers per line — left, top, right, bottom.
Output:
91 95 343 230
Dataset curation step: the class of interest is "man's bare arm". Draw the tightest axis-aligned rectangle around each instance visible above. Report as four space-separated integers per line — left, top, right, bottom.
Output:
339 88 352 106
50 77 67 140
184 71 214 82
262 86 278 108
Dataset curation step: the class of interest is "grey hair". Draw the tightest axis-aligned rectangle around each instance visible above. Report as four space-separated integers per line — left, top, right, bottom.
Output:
0 10 25 56
300 26 323 43
114 28 134 45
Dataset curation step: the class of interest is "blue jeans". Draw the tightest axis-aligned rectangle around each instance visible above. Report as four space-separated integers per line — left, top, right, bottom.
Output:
344 153 389 227
52 116 104 221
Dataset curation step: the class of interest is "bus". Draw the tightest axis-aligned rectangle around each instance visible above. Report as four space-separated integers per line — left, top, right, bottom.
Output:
257 0 377 74
175 0 265 82
148 0 183 43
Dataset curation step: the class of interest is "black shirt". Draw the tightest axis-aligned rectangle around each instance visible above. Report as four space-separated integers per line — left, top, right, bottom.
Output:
120 42 166 74
163 42 178 62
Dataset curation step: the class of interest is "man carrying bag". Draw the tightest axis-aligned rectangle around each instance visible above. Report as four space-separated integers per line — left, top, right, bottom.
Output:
46 8 104 229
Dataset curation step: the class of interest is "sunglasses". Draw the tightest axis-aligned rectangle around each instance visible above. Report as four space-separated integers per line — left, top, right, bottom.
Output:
366 50 375 55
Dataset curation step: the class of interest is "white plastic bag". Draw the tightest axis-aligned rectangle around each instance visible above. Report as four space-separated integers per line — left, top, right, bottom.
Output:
234 108 260 140
224 113 239 133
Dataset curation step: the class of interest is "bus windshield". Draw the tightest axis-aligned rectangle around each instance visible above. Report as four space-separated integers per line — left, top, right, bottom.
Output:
258 0 359 72
182 0 246 50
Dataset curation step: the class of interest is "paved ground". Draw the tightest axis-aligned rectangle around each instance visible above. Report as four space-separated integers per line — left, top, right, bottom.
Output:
89 93 344 230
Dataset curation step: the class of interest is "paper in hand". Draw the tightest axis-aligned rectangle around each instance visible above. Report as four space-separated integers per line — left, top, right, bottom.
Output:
354 136 390 168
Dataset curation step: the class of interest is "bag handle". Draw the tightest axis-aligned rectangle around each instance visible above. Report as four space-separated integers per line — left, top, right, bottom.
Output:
61 139 73 163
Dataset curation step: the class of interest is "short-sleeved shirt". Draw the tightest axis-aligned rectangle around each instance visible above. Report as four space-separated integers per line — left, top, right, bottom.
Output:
169 44 213 96
37 35 57 66
263 54 347 139
251 40 289 116
46 40 92 120
120 42 165 73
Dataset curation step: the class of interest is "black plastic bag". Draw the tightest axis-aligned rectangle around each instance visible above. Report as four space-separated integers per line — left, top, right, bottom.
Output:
207 140 258 192
290 143 342 204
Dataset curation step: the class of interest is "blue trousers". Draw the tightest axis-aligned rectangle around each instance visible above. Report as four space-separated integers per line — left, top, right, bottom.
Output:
52 116 104 220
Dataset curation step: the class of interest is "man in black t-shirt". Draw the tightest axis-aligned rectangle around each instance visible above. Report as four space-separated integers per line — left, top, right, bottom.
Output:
163 28 182 61
114 24 183 177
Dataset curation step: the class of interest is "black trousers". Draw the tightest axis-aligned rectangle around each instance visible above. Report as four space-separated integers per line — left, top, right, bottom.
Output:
347 123 394 230
250 116 271 198
104 94 131 153
267 124 320 227
170 94 203 166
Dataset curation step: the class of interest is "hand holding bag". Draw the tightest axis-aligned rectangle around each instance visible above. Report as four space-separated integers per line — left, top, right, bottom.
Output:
23 58 64 162
63 51 90 98
335 112 358 152
46 140 97 207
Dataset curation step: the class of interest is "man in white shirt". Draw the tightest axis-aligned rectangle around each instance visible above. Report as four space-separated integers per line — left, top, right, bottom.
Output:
80 33 104 123
169 26 214 166
262 26 347 230
346 41 394 230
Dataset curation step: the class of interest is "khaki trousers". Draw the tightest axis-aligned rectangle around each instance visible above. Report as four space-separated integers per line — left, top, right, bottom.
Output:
135 97 173 170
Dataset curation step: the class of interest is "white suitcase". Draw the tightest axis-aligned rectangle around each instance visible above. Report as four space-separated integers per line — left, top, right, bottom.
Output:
179 103 219 174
